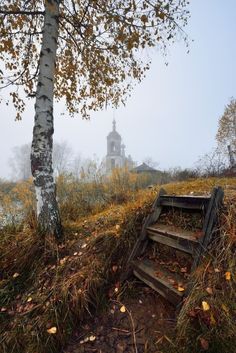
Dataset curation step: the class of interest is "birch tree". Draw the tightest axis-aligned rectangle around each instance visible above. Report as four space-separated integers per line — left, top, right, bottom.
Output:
0 0 189 240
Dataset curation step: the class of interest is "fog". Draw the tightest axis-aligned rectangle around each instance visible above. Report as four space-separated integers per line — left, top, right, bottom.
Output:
0 0 236 179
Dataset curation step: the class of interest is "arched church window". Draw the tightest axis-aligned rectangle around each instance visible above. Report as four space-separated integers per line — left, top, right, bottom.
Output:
110 141 115 152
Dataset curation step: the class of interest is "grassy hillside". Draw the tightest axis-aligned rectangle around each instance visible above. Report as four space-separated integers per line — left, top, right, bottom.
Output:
0 177 235 353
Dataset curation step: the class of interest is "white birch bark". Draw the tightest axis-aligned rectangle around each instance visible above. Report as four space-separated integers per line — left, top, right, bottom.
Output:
31 0 63 240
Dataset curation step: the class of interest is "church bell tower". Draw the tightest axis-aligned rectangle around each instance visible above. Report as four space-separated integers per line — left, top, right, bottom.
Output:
106 120 125 173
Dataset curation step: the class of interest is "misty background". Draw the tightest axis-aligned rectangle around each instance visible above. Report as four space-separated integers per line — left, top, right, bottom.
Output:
0 0 236 180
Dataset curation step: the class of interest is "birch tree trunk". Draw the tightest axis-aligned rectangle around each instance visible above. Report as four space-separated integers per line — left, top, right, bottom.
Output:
31 0 63 240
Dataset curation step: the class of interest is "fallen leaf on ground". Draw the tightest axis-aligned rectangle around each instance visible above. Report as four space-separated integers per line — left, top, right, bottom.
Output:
112 265 118 272
199 337 209 350
206 287 213 295
13 272 20 278
180 267 187 273
120 305 126 313
225 271 231 280
177 286 185 292
27 297 32 302
89 335 96 341
80 337 90 344
47 327 57 334
59 258 67 265
202 301 210 311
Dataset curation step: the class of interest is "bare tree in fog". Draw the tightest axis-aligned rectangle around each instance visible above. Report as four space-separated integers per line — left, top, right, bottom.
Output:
9 142 72 180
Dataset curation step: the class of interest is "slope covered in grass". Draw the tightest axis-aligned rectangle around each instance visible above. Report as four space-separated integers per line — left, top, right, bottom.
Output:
0 177 235 353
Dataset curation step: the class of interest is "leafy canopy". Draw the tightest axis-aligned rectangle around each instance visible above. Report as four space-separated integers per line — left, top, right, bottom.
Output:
216 98 236 151
0 0 189 119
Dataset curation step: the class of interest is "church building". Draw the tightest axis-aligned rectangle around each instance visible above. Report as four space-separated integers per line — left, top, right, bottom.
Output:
106 120 134 174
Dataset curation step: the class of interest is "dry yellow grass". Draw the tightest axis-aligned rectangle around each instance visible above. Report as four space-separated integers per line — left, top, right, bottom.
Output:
0 177 235 353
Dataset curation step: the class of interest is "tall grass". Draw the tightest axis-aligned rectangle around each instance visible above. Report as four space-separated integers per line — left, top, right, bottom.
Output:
173 191 236 353
0 176 235 353
0 187 153 353
0 168 162 227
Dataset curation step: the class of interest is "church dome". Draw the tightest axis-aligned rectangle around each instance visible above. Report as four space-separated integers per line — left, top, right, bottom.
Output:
107 120 121 140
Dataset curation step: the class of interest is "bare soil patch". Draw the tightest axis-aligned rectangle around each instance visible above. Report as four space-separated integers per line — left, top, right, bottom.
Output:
65 282 176 353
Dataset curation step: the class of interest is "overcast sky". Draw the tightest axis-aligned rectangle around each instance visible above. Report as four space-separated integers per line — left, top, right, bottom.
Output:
0 0 236 180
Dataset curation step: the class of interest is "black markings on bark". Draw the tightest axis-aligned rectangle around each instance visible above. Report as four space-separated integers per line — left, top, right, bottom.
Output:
31 0 63 241
39 94 51 101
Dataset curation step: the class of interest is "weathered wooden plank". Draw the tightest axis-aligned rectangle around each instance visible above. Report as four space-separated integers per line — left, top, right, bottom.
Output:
202 187 224 245
133 260 184 306
147 227 198 255
125 188 167 266
161 195 211 199
192 186 224 270
147 225 199 241
160 195 210 210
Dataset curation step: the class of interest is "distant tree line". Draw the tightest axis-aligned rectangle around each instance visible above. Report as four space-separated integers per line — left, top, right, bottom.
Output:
7 97 236 185
8 141 106 182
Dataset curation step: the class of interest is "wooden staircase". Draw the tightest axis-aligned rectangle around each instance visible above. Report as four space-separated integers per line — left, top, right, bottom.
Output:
126 187 224 306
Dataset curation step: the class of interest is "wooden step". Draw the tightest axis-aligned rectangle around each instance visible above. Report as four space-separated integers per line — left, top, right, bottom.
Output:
146 224 200 255
132 259 188 306
160 195 210 210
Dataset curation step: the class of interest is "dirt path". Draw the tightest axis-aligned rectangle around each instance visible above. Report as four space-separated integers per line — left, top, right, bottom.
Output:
64 282 176 353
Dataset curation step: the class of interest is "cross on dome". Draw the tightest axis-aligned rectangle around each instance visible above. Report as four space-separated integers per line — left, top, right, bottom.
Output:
112 119 116 131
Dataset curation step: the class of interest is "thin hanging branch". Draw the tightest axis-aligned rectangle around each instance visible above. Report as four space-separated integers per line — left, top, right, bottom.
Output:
0 10 45 16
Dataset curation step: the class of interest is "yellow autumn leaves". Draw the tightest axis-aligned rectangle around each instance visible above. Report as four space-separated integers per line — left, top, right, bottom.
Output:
47 325 98 343
12 272 20 278
202 301 210 311
120 305 126 313
46 306 128 335
225 271 231 280
47 327 57 334
201 271 232 313
177 286 185 292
